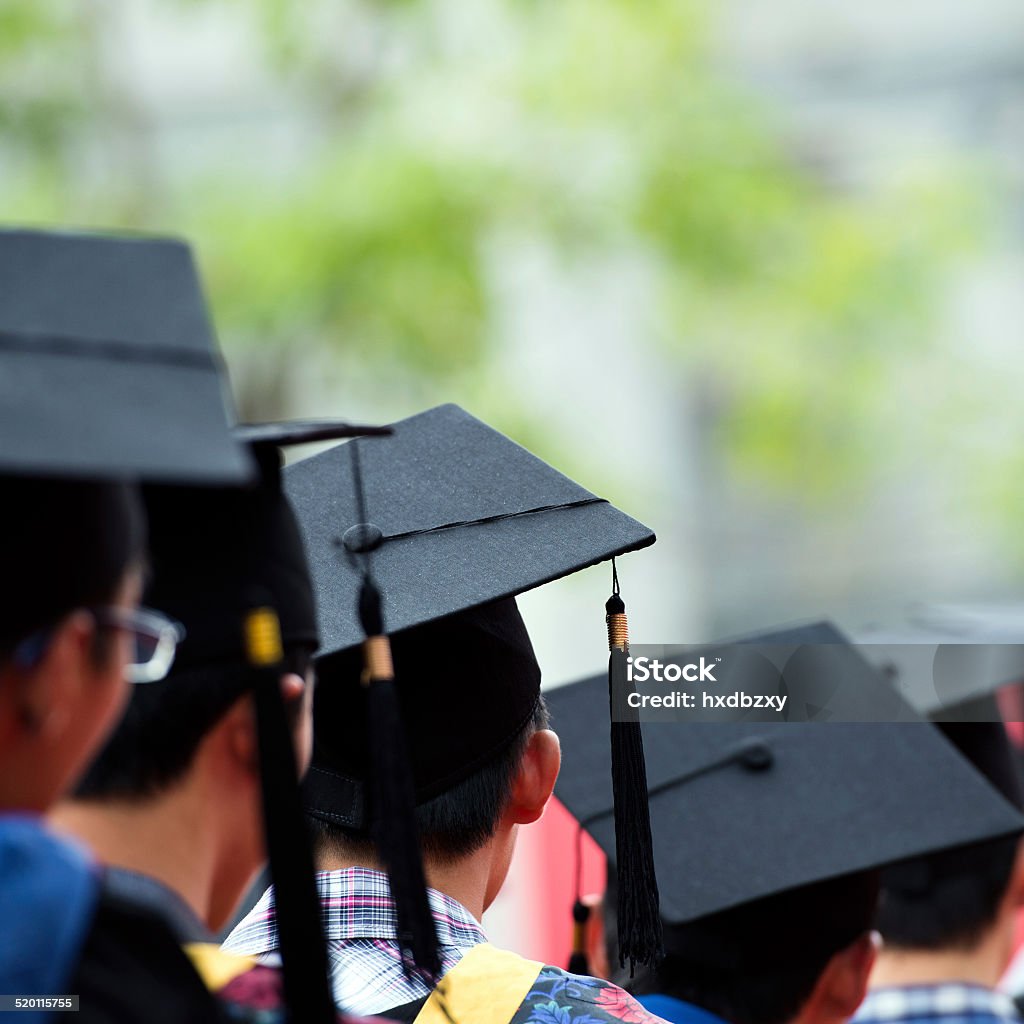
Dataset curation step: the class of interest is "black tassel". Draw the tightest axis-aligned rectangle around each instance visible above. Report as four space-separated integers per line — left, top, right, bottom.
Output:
606 575 663 975
245 606 335 1024
568 899 592 975
360 577 442 982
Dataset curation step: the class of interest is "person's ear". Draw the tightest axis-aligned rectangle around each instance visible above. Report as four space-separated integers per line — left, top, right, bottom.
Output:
505 728 561 826
223 693 261 780
18 611 97 738
799 932 877 1024
280 672 305 705
220 672 312 782
1004 840 1024 909
280 670 314 776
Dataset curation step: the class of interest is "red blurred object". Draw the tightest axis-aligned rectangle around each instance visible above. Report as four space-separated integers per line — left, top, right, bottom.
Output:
514 795 606 969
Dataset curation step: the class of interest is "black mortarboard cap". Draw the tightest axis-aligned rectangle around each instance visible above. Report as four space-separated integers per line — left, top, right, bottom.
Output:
286 403 658 972
877 716 1024 930
0 228 251 482
856 620 1024 720
549 621 1024 933
288 399 654 811
286 403 655 652
936 721 1024 810
306 596 541 812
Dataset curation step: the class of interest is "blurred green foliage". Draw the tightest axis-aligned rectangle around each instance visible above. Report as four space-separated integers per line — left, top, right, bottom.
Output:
194 147 496 372
0 0 985 504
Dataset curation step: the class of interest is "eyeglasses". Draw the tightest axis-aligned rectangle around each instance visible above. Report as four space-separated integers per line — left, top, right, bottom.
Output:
13 606 185 684
93 606 185 683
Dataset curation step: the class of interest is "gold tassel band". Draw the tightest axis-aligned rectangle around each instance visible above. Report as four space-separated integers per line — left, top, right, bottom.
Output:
606 611 629 652
244 607 283 666
361 634 394 684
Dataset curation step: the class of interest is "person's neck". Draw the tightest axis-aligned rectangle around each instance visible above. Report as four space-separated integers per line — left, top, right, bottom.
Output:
871 928 1012 991
50 790 218 930
319 845 495 921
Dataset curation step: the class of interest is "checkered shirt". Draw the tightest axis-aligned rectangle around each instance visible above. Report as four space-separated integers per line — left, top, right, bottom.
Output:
854 984 1022 1024
222 867 488 1016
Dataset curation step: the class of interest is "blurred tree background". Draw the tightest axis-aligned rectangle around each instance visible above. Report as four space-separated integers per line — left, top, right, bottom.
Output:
7 0 1024 961
2 0 1023 645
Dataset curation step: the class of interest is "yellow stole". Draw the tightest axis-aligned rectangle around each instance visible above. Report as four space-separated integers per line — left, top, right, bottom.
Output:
185 939 545 1024
413 943 544 1024
183 942 260 992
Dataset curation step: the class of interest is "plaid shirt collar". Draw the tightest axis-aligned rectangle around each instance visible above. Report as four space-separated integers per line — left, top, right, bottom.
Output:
855 984 1021 1024
225 866 487 953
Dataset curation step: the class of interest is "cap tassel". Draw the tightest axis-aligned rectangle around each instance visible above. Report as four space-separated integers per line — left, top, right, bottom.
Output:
606 564 663 974
567 819 592 974
245 606 335 1024
359 577 442 982
568 899 592 975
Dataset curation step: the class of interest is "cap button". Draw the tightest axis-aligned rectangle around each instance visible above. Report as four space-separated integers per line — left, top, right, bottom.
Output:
342 523 384 554
739 741 773 772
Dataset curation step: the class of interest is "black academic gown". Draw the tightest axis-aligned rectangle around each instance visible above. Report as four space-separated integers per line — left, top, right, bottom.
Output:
71 870 224 1024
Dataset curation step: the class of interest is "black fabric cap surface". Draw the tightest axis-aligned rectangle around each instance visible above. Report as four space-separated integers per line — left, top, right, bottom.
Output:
289 403 656 822
549 621 1024 925
284 403 655 655
306 597 541 825
0 228 251 482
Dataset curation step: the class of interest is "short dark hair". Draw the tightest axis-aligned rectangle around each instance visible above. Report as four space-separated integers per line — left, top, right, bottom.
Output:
875 835 1020 951
0 475 146 664
622 870 880 1024
73 646 314 801
310 695 550 865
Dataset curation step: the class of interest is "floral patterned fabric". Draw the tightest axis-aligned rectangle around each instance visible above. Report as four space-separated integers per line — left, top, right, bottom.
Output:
510 966 669 1024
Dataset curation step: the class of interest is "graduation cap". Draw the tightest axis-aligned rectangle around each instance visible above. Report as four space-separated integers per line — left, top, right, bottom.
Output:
937 721 1024 809
0 227 251 483
877 717 1024 927
141 418 391 1024
863 608 1024 916
855 621 1024 721
284 403 660 974
548 621 1024 968
286 403 655 648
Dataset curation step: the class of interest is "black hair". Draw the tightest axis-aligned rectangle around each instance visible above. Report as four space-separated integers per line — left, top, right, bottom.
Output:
73 645 314 801
875 835 1020 951
620 870 880 1024
309 695 550 865
0 475 146 664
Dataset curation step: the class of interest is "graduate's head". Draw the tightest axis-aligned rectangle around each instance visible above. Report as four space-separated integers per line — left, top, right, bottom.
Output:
550 631 1024 1010
877 834 1024 957
306 598 561 893
0 473 147 811
0 227 260 813
286 402 655 974
71 647 315 800
875 722 1024 963
61 441 321 928
68 645 315 931
625 871 880 1024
